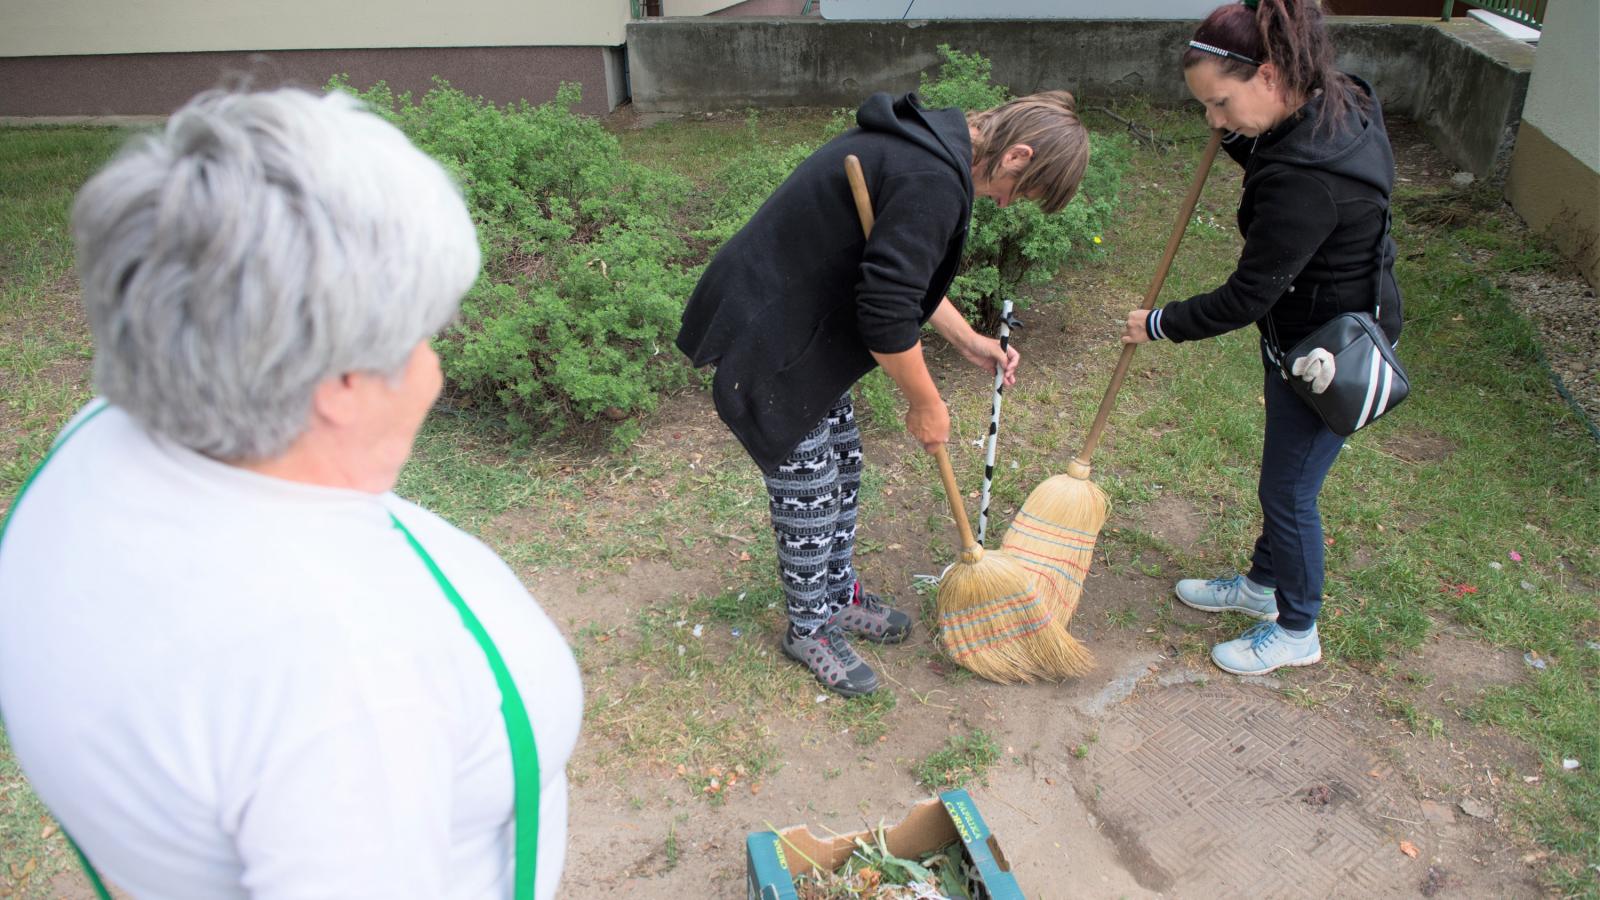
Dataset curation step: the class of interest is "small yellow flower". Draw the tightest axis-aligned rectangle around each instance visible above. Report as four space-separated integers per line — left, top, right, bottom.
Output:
1092 235 1103 244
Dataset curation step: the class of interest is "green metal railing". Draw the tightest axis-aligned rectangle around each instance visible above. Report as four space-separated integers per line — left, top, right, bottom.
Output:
1441 0 1546 30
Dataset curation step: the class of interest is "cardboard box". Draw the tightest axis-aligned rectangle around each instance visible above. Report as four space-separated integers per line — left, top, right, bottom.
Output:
745 789 1024 899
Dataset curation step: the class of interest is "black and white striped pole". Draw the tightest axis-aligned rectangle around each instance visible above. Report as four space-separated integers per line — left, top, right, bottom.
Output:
976 298 1015 546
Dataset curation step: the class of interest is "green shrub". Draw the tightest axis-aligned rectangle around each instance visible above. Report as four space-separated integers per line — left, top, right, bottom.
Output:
920 45 1130 331
329 77 695 440
918 44 1010 112
322 52 1125 444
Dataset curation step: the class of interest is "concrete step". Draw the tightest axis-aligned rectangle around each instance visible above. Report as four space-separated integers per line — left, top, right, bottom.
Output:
1467 7 1541 44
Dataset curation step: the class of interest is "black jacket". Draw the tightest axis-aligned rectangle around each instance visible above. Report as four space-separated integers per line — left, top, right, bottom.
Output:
676 93 973 474
1146 76 1402 350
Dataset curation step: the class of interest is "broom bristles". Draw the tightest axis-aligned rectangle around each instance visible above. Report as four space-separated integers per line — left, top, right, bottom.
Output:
936 548 1093 683
1000 472 1108 627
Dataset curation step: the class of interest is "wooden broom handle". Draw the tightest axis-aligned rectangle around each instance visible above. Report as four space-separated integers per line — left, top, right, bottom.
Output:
845 154 874 237
847 155 981 560
933 444 980 553
1071 129 1223 471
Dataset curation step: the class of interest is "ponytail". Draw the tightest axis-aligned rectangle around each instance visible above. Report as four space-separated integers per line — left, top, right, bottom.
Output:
1183 0 1368 135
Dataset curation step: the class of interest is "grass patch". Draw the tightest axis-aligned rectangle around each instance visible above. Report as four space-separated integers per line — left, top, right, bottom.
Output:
1472 656 1600 892
0 728 74 895
913 729 1001 790
608 106 847 180
0 127 126 508
829 689 898 746
578 593 809 804
0 127 128 291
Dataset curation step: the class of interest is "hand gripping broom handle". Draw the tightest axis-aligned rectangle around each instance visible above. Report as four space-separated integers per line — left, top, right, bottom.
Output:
846 155 983 564
1070 130 1223 473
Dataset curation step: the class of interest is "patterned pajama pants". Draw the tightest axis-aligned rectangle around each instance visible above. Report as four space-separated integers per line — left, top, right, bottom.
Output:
764 394 864 637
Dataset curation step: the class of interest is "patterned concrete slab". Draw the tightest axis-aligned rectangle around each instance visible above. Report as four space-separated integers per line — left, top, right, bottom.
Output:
1085 682 1423 898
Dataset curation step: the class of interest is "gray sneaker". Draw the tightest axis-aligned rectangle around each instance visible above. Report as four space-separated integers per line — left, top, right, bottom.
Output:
782 626 879 697
834 584 913 644
1174 574 1279 620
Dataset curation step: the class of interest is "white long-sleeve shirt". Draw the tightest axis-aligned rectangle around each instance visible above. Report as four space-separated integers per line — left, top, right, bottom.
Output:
0 402 582 899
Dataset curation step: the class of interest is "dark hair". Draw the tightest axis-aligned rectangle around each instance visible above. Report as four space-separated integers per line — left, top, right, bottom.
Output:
1182 0 1367 135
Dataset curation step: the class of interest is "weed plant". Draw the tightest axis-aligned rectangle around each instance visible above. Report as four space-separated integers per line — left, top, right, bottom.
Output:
913 729 1001 789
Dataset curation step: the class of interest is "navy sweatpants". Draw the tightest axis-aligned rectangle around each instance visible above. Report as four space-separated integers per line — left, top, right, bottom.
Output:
1245 349 1347 632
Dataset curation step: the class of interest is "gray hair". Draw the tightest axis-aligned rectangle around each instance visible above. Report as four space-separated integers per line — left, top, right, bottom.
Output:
72 88 480 461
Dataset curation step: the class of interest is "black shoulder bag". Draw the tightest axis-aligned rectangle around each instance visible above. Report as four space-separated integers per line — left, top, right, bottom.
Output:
1265 212 1409 437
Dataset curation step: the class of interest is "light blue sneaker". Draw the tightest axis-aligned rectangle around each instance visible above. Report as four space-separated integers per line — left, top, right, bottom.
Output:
1211 622 1322 675
1175 574 1278 620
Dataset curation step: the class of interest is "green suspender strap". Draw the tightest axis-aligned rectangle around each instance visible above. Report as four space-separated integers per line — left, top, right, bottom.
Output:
0 401 541 898
390 513 542 899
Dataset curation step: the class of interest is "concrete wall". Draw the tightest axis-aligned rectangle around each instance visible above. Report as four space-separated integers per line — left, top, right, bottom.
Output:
0 0 633 56
0 46 623 118
627 16 1530 177
821 0 1217 18
627 18 1200 110
1506 0 1600 286
1388 18 1536 175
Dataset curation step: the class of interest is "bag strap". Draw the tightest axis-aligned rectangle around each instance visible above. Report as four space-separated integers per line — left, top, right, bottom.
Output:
1370 208 1393 323
0 402 540 899
1263 205 1393 363
389 514 542 899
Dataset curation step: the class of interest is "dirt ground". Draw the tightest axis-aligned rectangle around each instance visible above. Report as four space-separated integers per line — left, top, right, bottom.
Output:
530 390 1549 899
528 120 1587 899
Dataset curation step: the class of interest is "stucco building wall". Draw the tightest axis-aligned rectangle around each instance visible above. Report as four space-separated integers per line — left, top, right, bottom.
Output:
0 0 636 117
0 0 634 54
1506 0 1600 286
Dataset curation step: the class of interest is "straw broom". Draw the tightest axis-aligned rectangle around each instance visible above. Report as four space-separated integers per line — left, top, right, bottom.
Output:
1000 130 1224 624
976 297 1094 671
845 154 1088 682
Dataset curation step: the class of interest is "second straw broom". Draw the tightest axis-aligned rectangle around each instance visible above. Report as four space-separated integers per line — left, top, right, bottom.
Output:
1001 130 1224 625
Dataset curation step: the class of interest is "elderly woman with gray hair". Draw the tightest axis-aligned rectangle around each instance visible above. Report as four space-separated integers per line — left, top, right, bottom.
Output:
0 89 581 898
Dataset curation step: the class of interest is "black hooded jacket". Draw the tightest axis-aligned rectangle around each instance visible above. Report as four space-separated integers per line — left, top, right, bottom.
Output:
1146 76 1403 350
676 93 974 475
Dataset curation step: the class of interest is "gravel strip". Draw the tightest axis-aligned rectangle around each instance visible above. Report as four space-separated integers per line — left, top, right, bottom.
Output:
1503 271 1600 439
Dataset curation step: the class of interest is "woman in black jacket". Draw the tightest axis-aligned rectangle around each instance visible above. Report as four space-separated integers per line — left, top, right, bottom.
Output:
1122 0 1402 676
679 91 1091 695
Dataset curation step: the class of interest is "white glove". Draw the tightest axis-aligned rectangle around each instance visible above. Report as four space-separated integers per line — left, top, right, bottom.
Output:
1291 348 1336 394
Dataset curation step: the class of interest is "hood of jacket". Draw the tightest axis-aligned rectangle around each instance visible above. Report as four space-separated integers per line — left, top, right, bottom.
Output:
1252 75 1394 196
855 91 974 196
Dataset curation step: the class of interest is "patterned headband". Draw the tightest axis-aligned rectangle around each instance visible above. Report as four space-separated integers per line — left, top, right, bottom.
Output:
1188 40 1262 66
